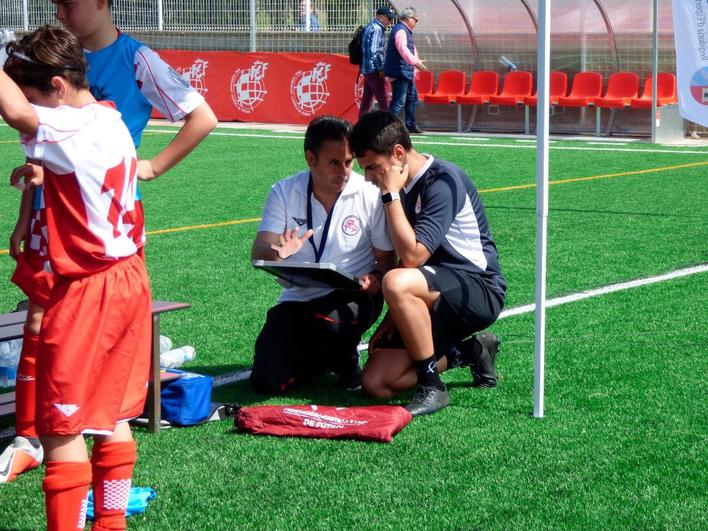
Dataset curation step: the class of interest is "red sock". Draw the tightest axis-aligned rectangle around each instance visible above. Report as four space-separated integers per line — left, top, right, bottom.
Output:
91 440 137 531
42 461 91 531
15 331 39 438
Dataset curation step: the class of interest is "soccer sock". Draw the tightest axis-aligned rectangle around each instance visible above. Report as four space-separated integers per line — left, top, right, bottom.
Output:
412 355 445 390
15 331 39 438
42 461 91 531
91 440 137 531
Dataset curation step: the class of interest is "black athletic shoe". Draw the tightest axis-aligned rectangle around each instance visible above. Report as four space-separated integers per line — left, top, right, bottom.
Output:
335 365 362 391
405 384 450 416
470 332 500 388
407 125 424 134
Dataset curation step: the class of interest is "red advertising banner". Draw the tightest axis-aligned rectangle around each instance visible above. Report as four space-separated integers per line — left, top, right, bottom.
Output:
155 50 364 124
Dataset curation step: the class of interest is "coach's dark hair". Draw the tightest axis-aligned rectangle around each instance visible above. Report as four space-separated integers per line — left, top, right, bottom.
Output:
304 115 353 157
3 25 88 94
350 111 412 157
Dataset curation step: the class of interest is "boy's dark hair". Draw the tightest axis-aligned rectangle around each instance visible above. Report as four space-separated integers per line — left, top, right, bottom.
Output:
350 111 412 157
3 25 88 94
304 115 353 157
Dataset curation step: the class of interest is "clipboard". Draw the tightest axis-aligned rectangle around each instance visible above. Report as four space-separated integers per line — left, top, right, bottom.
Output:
252 260 364 290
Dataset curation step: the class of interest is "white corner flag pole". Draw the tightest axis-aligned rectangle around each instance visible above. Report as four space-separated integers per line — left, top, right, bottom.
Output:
533 0 551 418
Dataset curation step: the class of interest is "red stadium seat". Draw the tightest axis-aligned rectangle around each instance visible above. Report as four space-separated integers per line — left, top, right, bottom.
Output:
415 70 434 97
489 71 533 105
524 71 568 106
423 70 466 104
456 70 499 105
630 73 678 108
556 71 603 107
594 72 640 108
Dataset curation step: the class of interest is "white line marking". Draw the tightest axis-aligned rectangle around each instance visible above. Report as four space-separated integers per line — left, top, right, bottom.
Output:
588 142 628 146
355 264 708 351
450 137 490 141
498 263 708 319
213 369 252 387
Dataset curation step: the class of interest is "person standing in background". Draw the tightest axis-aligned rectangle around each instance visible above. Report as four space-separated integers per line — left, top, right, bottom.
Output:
359 6 394 117
383 6 426 134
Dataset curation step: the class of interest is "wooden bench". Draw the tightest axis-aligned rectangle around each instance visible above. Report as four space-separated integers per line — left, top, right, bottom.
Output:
0 300 190 435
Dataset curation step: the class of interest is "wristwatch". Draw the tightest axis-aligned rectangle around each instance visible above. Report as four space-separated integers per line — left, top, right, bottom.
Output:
381 191 400 205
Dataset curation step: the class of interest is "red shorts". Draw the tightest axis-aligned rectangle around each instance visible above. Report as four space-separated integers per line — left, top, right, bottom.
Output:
11 254 55 307
36 254 152 436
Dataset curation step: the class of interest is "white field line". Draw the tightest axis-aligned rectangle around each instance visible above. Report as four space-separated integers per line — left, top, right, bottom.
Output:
142 128 708 155
497 263 708 319
2 122 704 155
353 264 708 352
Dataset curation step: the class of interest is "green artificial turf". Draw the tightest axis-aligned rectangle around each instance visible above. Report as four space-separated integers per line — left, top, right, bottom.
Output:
0 124 706 529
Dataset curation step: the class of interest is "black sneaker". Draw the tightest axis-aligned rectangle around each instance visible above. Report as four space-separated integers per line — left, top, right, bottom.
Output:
405 384 450 416
335 365 362 391
470 332 500 388
407 125 424 134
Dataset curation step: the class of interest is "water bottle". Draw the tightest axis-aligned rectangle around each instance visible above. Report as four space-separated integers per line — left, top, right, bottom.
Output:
0 338 21 388
159 335 173 354
160 345 196 369
499 55 517 72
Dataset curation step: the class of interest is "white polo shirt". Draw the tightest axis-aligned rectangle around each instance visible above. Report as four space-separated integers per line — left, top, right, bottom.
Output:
259 170 393 302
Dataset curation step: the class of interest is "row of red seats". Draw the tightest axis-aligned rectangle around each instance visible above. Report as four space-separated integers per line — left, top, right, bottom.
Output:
416 70 678 109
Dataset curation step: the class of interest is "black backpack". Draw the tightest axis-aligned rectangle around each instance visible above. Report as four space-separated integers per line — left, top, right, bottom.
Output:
347 25 365 66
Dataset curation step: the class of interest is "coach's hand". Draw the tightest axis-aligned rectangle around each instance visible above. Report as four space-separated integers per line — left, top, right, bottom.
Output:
271 227 314 260
379 163 408 195
359 270 383 295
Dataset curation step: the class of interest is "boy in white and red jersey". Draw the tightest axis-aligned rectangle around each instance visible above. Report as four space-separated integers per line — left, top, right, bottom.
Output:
0 0 217 483
1 26 151 530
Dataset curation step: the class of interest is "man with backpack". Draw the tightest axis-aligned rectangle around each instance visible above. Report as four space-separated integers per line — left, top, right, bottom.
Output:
358 6 395 117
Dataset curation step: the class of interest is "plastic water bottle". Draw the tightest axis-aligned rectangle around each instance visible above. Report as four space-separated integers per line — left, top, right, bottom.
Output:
160 345 196 369
159 335 173 354
0 338 21 388
499 56 517 72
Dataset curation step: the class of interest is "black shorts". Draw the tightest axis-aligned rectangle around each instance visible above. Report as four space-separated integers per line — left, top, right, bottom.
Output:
374 266 502 357
250 290 383 393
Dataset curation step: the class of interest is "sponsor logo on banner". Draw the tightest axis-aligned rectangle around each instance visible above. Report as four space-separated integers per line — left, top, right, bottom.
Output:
690 68 708 104
230 61 270 113
341 215 361 236
290 61 331 116
672 0 708 126
177 59 209 96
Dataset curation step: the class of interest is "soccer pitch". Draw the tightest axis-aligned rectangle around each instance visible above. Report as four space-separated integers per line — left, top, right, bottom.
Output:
0 123 706 529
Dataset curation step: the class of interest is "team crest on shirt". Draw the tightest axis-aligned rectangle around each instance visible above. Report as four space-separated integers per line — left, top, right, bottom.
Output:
341 215 361 236
415 195 422 214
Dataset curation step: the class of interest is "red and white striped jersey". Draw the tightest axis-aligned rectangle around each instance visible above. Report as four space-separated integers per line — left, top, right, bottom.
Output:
21 102 143 277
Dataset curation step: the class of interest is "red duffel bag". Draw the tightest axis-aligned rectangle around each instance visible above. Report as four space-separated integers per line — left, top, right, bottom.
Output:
235 404 413 443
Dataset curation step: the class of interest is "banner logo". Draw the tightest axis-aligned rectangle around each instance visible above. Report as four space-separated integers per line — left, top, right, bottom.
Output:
291 62 331 116
689 67 708 105
176 59 209 96
231 61 269 113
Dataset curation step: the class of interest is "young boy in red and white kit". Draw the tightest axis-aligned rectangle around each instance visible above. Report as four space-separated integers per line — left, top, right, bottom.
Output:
1 26 151 530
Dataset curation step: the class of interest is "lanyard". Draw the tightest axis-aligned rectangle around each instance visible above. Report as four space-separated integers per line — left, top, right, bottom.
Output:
306 176 338 263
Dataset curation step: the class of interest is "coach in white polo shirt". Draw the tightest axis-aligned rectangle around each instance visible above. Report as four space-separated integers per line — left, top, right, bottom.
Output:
250 116 395 393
